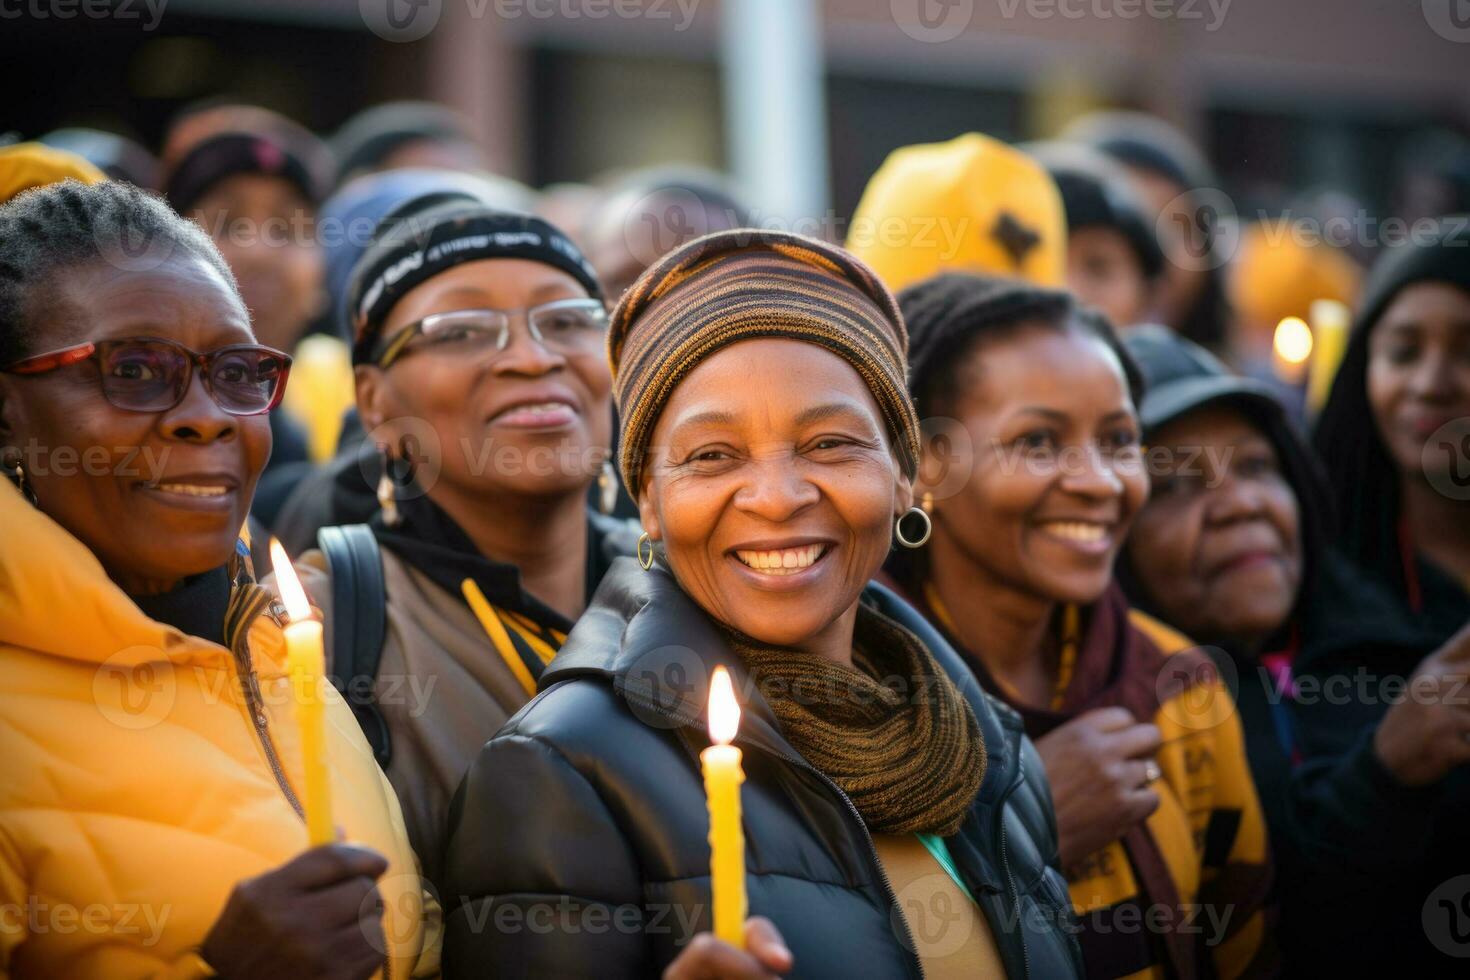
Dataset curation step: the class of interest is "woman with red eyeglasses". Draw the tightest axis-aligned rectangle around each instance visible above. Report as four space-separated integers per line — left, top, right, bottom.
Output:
0 179 433 979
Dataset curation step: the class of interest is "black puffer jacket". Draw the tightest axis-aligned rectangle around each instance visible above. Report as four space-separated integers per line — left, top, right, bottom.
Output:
441 558 1082 979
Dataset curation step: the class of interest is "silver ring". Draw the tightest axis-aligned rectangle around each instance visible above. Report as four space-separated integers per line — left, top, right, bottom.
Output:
1143 761 1162 784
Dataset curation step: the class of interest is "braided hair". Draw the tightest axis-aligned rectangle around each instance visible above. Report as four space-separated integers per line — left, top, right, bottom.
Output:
0 179 239 367
898 271 1144 420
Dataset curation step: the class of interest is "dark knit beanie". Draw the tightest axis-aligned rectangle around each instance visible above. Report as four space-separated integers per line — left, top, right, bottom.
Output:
348 197 601 364
608 229 921 495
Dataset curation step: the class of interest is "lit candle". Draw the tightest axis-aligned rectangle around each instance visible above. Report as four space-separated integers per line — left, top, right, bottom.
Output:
269 539 334 846
1272 315 1314 385
702 666 747 947
1306 298 1351 414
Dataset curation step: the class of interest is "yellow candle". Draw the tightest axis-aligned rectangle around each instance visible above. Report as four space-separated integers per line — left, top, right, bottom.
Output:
1306 298 1351 414
269 540 334 846
702 666 747 948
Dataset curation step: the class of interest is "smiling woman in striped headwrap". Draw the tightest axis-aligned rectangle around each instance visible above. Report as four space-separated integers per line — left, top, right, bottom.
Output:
440 228 1083 980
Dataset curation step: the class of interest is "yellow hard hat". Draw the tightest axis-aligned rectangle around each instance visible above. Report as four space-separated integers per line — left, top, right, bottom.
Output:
0 142 106 205
846 132 1067 293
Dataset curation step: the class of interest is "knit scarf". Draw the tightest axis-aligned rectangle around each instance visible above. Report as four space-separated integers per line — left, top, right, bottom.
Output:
728 604 985 836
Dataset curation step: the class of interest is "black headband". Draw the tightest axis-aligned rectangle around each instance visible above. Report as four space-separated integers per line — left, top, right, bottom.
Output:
165 132 325 214
348 201 602 364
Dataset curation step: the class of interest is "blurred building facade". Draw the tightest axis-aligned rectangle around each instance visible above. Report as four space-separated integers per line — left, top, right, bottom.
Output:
4 0 1468 218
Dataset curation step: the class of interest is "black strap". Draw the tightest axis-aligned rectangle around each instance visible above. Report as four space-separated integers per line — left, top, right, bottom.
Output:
317 524 393 768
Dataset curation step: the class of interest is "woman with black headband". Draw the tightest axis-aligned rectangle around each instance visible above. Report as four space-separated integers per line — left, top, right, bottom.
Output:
279 194 638 888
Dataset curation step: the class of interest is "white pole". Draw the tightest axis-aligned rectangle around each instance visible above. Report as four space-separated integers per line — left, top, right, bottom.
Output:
720 0 829 227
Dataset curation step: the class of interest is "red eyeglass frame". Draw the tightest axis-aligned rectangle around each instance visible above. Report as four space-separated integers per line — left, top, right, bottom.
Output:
2 338 293 416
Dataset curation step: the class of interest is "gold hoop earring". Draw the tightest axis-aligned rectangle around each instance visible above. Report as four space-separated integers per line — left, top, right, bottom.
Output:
636 532 656 570
895 506 932 549
377 445 402 528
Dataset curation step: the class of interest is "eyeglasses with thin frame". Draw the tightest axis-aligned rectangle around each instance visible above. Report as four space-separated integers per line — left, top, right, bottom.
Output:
1 336 292 416
371 297 609 369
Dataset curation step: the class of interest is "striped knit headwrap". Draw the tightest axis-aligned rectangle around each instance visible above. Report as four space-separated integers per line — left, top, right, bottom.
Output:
608 229 921 495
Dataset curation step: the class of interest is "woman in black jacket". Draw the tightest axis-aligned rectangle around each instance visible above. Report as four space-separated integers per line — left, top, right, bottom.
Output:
1116 325 1467 974
441 229 1082 979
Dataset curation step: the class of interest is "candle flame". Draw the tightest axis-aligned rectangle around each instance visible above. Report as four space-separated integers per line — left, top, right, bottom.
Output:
1274 316 1314 365
707 666 741 746
268 538 313 623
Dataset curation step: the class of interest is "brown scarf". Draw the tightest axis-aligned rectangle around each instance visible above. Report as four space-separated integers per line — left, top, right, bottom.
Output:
728 604 985 836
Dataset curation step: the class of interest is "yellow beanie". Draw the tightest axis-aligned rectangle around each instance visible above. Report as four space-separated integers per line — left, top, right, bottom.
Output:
846 133 1067 293
0 142 106 204
1230 222 1361 331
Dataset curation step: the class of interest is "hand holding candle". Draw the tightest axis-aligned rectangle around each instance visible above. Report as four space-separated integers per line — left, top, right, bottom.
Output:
702 666 748 948
269 539 334 846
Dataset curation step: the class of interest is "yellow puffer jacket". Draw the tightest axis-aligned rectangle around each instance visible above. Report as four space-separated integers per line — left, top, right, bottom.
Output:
0 480 432 978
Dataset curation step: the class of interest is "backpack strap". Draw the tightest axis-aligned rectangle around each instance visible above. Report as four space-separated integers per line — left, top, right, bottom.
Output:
317 524 392 769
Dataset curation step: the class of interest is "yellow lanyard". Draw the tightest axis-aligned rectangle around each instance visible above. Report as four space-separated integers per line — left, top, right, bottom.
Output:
462 578 538 698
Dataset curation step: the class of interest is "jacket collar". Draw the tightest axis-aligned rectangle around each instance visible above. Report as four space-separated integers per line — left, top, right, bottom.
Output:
544 556 1022 805
0 478 285 671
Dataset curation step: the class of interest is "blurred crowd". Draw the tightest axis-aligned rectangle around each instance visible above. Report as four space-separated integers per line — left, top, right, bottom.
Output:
1 95 1468 980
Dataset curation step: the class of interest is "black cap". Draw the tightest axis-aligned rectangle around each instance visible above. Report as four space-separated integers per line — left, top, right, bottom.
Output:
1124 324 1282 434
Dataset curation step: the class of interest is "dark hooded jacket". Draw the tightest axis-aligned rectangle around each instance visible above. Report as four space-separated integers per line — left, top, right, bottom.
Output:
1121 326 1463 975
1312 216 1470 636
440 558 1083 979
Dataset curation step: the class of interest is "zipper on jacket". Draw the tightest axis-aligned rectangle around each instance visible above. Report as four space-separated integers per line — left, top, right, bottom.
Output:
990 740 1032 980
998 821 1030 980
233 645 306 821
235 651 401 980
